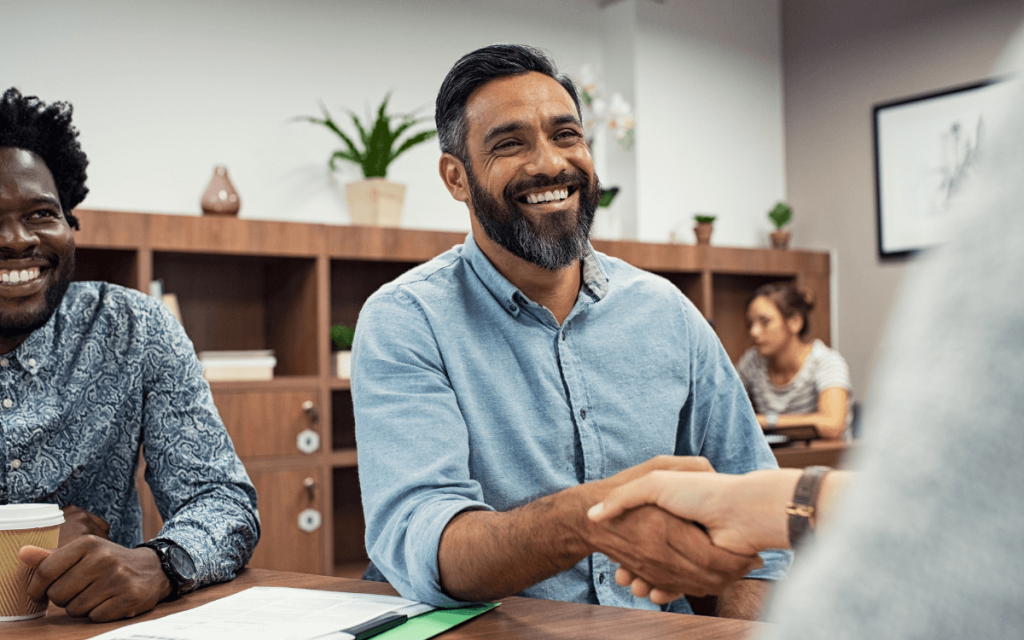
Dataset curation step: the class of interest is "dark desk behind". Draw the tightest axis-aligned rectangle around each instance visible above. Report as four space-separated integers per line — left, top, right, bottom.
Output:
773 440 853 469
14 568 765 640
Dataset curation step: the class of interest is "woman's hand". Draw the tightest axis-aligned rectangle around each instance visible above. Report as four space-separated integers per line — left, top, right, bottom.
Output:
588 469 801 556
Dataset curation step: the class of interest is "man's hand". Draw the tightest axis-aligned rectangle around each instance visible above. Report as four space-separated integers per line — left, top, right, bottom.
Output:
19 536 173 622
588 505 762 599
579 456 762 599
59 505 110 547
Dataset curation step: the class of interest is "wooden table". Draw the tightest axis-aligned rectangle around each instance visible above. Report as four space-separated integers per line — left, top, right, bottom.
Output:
10 568 765 640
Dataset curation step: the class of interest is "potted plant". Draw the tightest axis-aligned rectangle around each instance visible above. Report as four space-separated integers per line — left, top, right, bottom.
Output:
331 324 355 379
298 95 437 227
768 201 792 249
693 214 716 245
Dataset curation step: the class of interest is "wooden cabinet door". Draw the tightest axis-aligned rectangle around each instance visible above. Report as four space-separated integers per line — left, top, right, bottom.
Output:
247 467 324 574
213 389 322 458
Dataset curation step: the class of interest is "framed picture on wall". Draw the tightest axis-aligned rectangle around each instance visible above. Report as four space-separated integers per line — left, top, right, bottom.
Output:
873 78 1019 258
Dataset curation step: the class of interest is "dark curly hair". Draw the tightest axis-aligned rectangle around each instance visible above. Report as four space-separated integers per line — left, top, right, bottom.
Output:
0 87 88 230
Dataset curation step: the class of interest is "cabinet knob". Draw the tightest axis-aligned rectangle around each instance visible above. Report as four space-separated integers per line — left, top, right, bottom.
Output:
302 400 319 423
298 508 322 533
296 429 321 454
304 477 316 498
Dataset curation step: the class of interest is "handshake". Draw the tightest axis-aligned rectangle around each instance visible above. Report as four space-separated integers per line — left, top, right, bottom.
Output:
582 456 801 606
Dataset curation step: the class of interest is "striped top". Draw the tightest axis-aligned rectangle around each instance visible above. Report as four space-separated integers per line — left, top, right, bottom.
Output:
737 339 851 418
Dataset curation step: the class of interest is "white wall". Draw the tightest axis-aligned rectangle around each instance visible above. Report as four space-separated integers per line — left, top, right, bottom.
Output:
6 0 788 248
633 0 786 245
6 0 604 230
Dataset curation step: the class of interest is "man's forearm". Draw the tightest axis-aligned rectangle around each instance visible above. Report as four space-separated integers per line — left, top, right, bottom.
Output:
437 484 597 601
716 579 771 620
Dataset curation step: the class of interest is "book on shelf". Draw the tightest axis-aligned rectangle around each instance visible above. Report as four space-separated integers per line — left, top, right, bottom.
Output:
199 350 277 382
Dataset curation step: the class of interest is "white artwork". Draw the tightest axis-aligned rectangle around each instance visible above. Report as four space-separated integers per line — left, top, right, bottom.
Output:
874 78 1019 257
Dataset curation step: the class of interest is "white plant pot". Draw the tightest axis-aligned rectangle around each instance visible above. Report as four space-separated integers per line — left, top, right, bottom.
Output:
334 350 352 380
346 179 406 227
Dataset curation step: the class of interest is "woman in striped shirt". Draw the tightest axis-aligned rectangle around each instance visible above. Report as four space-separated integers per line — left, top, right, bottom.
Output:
737 282 851 440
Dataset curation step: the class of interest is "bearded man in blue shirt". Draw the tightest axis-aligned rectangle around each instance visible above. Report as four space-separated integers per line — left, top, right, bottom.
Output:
353 45 789 620
0 87 259 622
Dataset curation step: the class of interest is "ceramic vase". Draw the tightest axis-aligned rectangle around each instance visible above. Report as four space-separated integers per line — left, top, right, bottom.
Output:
200 166 241 216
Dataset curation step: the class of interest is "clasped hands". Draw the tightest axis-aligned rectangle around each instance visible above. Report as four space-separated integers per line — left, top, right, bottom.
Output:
583 457 776 606
17 505 173 622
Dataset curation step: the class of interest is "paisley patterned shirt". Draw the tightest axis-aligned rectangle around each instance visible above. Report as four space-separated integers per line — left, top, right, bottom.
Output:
0 282 259 591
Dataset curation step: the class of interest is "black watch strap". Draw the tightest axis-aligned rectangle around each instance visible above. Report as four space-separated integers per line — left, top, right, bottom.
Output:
137 539 197 600
785 465 831 548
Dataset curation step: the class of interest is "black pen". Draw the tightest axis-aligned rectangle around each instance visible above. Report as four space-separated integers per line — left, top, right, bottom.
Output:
342 611 408 640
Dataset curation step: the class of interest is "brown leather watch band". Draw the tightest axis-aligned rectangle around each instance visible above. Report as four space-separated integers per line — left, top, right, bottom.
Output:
786 465 831 547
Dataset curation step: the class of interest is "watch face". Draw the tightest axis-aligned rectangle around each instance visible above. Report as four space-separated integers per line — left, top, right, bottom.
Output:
166 545 198 583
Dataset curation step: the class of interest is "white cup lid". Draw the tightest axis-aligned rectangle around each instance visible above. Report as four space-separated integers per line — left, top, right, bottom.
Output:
0 503 65 530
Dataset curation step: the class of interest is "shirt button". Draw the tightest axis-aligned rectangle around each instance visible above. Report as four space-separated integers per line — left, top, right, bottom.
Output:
10 459 20 469
0 358 8 367
28 358 36 367
2 398 11 409
580 409 587 419
561 332 566 341
598 573 605 584
509 304 518 312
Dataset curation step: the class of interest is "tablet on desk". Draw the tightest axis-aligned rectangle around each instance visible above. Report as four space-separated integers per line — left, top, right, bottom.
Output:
764 425 820 447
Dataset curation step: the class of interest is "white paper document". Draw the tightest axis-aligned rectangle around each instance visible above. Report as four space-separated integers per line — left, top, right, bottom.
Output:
89 587 434 640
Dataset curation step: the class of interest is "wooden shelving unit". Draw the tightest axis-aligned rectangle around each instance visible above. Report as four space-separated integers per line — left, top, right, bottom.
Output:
73 209 831 578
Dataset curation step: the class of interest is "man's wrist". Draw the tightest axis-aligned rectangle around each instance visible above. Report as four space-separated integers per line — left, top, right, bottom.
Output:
136 546 176 602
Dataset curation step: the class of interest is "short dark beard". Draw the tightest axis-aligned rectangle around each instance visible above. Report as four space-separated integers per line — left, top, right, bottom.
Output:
467 162 600 270
0 252 74 340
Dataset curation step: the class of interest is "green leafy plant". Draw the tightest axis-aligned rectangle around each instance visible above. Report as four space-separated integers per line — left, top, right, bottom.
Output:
297 95 437 178
331 324 355 351
768 202 792 229
694 214 717 224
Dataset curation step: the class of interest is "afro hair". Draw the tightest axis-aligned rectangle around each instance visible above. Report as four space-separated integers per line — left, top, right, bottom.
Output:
0 87 88 230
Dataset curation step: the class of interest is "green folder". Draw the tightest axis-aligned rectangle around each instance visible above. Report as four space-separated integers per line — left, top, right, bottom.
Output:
372 603 500 640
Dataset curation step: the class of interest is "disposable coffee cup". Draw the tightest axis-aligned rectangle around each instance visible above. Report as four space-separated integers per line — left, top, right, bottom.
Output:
0 503 64 621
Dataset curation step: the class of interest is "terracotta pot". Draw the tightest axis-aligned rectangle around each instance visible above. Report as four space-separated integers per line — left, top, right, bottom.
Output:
346 179 406 227
694 222 714 245
200 166 241 216
770 229 791 249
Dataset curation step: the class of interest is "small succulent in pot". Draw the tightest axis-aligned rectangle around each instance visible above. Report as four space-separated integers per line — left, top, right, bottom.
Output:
768 202 792 249
693 214 716 245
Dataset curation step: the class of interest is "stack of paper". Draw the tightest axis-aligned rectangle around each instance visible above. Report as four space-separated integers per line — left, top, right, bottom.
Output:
199 350 277 382
89 587 497 640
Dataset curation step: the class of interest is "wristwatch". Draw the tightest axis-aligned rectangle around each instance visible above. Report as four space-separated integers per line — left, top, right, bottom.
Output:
137 539 198 599
765 411 780 429
785 465 831 547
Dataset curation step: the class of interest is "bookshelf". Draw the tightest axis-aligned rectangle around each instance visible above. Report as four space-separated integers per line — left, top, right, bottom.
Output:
73 209 831 577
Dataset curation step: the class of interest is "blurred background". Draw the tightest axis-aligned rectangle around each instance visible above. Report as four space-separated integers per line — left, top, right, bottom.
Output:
6 0 1024 404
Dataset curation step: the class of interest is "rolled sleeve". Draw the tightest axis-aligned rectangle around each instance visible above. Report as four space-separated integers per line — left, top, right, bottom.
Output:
353 289 493 606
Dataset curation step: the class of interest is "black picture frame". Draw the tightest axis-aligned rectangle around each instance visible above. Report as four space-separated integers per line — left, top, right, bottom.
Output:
872 78 1016 259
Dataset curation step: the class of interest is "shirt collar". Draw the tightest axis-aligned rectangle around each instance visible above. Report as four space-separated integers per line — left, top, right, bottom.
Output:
463 233 610 318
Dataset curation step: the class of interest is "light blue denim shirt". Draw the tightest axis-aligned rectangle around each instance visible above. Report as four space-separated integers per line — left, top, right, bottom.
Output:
0 282 259 591
353 234 790 612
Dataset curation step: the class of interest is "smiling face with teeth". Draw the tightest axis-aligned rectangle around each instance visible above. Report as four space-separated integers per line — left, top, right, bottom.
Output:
440 72 601 271
0 148 76 352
